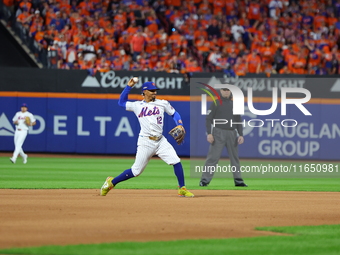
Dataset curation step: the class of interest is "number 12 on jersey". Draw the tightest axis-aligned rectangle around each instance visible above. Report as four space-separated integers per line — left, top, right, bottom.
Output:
157 116 163 124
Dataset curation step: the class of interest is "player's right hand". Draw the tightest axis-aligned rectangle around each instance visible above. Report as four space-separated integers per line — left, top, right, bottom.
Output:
207 134 214 144
127 78 136 87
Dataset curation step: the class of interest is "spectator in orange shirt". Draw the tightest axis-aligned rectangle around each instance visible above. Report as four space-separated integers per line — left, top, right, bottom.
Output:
155 28 168 50
234 57 247 76
328 12 338 27
19 0 32 13
128 0 140 11
225 43 239 56
45 7 57 28
248 0 261 25
187 60 203 72
133 55 147 71
262 60 276 77
60 0 72 14
126 21 139 36
285 50 299 72
260 40 275 63
184 55 194 70
114 9 127 29
213 0 225 15
16 8 32 25
153 61 166 72
168 28 182 53
165 0 181 8
112 57 124 70
159 46 171 62
31 25 45 44
225 0 237 15
246 50 262 73
78 0 94 17
104 21 115 38
313 11 327 30
118 31 131 53
145 30 159 54
31 10 43 25
29 16 43 35
178 35 188 55
96 56 111 72
130 29 146 61
145 11 160 34
199 0 211 15
194 26 208 40
148 50 159 69
279 65 291 74
119 47 130 64
250 32 263 53
195 36 211 58
103 35 117 53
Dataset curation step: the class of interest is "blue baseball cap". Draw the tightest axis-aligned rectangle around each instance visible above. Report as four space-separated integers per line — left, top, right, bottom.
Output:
21 103 28 108
141 82 159 91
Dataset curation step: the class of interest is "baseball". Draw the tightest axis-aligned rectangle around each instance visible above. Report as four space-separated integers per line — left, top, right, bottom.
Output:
133 77 139 83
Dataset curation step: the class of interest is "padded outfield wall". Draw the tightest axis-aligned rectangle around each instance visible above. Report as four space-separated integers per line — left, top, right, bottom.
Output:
0 68 340 159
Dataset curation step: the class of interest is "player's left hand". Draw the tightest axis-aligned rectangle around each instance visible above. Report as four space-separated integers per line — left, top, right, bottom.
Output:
169 125 186 145
238 136 244 144
25 117 31 126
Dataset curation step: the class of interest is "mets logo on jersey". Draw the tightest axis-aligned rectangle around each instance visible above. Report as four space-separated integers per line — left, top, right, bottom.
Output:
138 107 160 117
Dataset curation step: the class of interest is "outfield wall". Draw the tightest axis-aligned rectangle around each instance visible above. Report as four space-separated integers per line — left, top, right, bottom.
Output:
1 68 340 159
0 93 339 159
0 93 190 156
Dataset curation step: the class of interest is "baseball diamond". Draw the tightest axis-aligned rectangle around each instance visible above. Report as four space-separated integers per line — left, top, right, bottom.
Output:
0 153 340 255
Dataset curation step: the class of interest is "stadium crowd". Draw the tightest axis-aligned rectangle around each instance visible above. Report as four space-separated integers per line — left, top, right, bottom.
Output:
4 0 340 76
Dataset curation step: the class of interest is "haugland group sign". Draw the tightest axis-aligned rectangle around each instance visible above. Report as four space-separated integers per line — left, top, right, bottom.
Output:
190 78 340 160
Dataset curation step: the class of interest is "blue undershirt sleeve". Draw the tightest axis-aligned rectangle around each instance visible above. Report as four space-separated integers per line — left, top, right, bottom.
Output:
172 111 183 126
118 86 132 109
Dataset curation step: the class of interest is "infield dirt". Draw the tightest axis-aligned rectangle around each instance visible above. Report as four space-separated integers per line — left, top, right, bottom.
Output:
1 189 340 249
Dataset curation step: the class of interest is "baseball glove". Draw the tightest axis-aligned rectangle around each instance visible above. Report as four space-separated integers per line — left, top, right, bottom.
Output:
25 116 31 126
169 125 186 145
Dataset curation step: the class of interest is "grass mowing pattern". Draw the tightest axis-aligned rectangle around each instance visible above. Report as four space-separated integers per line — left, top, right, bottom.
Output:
0 157 339 191
0 225 339 255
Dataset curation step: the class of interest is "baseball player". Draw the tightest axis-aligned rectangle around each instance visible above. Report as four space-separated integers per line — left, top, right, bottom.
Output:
100 79 194 197
10 103 36 164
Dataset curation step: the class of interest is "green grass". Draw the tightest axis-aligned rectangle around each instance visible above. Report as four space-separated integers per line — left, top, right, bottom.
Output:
0 156 339 191
0 225 339 255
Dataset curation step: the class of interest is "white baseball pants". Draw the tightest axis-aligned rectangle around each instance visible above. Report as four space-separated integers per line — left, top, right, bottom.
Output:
131 136 180 176
12 129 28 161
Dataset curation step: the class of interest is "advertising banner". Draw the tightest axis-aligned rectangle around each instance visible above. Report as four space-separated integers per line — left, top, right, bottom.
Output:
0 96 190 156
1 67 340 98
0 68 189 95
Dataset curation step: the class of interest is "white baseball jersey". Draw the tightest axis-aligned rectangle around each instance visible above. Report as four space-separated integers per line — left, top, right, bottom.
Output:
11 111 36 163
126 99 175 137
12 111 36 131
125 99 180 176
